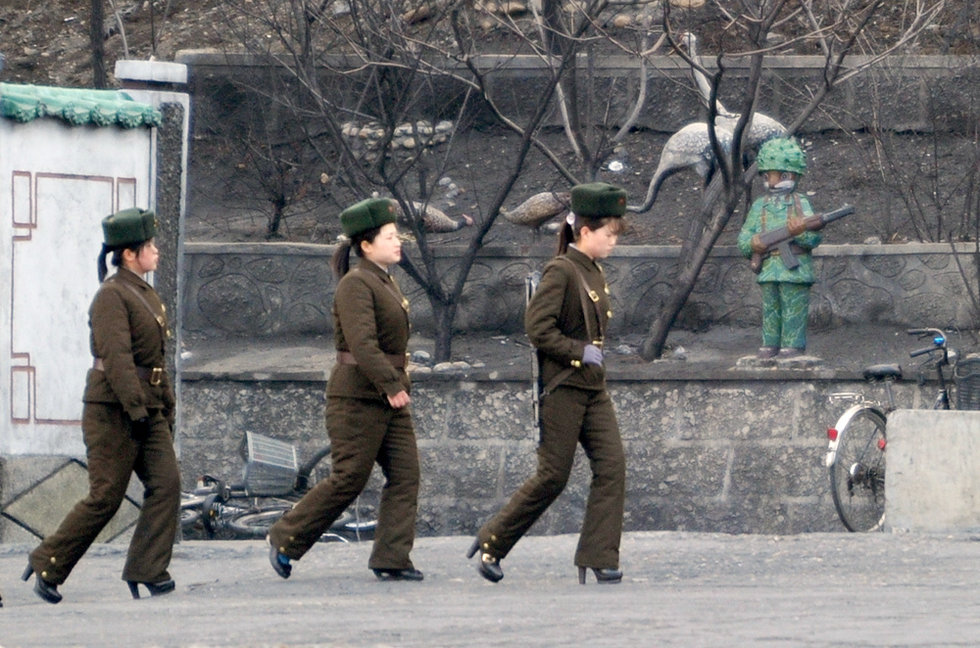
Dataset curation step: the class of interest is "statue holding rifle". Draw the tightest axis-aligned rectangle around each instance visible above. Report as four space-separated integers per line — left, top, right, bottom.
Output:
738 138 851 360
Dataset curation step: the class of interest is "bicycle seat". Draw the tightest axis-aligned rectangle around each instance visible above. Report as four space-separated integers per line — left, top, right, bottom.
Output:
863 364 902 381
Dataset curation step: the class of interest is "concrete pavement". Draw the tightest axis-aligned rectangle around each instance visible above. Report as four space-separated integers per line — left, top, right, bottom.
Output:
2 531 979 647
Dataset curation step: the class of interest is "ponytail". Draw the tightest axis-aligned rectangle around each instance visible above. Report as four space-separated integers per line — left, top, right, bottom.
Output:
557 219 575 255
331 240 352 278
97 244 111 282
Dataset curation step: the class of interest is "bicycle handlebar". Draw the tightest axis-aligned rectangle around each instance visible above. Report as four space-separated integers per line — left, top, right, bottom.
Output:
906 327 948 358
910 346 939 358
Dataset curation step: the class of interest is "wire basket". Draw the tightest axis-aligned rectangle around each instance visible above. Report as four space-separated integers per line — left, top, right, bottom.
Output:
955 354 980 411
241 431 299 496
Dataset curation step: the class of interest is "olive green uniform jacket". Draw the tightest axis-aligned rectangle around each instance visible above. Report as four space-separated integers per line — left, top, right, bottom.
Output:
327 260 411 399
30 267 180 586
84 268 176 419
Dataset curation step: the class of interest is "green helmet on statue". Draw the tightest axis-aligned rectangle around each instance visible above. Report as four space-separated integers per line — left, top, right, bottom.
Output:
756 137 807 175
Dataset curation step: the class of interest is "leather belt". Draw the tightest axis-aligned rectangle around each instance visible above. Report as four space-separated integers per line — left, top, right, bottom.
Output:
93 358 164 386
336 351 407 368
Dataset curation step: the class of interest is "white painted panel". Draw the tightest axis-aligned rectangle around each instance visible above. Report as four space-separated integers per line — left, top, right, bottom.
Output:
2 117 155 454
12 175 113 422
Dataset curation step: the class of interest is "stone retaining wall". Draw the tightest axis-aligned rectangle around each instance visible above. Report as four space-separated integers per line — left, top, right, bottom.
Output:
179 369 943 536
183 242 978 340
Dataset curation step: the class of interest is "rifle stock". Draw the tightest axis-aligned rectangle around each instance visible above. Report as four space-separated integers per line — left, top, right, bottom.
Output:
525 271 541 425
750 204 854 274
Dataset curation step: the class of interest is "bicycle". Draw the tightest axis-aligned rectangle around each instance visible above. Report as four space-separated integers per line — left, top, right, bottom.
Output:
824 327 959 532
181 431 376 543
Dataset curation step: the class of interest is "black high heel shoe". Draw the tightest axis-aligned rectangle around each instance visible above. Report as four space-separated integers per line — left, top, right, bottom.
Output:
467 538 503 583
578 566 623 585
372 568 424 581
126 579 176 599
268 537 292 579
22 563 62 604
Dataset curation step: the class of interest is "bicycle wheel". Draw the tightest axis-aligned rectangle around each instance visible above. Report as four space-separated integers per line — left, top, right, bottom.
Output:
227 506 357 543
180 492 207 530
227 506 291 539
829 406 887 532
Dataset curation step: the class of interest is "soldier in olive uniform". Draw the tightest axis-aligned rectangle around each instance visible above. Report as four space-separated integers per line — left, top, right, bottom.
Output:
737 138 821 359
23 208 181 604
467 182 628 585
268 198 423 582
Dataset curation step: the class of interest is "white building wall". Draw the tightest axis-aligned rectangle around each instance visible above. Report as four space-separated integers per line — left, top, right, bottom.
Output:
0 118 154 455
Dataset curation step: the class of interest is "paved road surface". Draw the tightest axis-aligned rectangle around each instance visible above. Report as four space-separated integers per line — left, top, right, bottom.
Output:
2 531 979 647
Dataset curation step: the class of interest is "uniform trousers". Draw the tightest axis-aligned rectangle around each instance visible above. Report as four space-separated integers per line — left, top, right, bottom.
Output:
760 281 811 349
269 397 419 569
29 405 180 585
478 386 625 568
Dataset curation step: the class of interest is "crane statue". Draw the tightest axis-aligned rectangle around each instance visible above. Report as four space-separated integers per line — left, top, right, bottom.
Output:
682 31 786 152
626 121 734 214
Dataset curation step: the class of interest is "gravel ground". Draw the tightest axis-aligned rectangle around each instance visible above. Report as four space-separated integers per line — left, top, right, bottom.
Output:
3 531 980 647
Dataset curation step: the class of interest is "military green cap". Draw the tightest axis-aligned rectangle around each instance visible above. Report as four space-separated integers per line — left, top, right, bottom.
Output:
570 182 627 218
340 198 397 237
102 207 156 248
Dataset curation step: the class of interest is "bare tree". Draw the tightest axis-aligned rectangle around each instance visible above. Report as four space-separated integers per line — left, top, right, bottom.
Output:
214 0 632 360
91 0 107 88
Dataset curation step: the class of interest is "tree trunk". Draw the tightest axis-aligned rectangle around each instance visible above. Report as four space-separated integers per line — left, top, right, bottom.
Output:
431 300 457 362
91 0 106 88
641 184 742 360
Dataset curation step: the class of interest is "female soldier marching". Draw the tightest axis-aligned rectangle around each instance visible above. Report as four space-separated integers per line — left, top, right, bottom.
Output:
267 197 423 582
23 208 181 603
468 182 628 585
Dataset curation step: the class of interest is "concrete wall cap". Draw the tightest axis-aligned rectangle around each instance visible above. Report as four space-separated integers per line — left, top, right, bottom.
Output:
114 60 188 84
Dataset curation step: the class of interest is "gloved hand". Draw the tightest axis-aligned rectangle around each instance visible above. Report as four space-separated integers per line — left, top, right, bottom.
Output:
582 344 604 366
129 416 151 441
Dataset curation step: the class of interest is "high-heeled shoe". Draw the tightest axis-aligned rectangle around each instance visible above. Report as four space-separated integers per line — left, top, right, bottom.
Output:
578 566 623 585
21 563 62 604
268 537 292 579
372 567 424 581
467 538 503 583
126 579 176 599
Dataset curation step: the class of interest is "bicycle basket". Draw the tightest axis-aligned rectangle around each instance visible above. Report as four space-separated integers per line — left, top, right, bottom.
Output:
955 354 980 411
241 431 299 496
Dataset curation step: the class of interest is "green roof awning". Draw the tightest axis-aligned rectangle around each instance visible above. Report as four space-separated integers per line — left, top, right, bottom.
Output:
0 83 161 128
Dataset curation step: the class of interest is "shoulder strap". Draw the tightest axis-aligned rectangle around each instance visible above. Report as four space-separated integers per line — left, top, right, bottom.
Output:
109 276 167 332
556 256 604 342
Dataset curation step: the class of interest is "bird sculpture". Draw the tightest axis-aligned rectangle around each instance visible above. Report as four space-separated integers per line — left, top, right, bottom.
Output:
501 190 571 235
395 200 473 233
627 121 733 213
682 31 786 151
